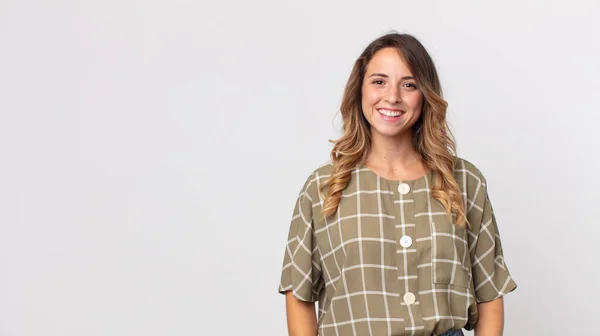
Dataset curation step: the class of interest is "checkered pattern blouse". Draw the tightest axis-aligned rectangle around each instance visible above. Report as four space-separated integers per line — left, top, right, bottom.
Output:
278 157 517 336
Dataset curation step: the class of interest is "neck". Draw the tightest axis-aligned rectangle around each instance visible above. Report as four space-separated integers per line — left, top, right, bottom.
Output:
366 130 423 172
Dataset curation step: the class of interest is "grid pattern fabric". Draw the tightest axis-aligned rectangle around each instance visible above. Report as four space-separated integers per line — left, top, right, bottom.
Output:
278 157 517 336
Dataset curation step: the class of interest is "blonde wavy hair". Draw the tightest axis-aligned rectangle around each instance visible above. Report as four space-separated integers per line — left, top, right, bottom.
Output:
319 33 468 228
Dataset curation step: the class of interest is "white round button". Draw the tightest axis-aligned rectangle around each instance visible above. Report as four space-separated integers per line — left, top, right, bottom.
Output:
400 235 413 248
403 292 416 305
398 183 410 195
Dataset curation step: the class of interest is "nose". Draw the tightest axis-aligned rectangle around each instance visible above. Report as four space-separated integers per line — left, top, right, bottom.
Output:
385 85 402 104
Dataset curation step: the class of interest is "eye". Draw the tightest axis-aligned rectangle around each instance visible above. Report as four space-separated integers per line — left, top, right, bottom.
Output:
372 79 385 85
403 82 417 90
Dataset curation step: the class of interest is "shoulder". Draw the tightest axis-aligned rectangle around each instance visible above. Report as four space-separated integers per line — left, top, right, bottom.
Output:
295 160 334 201
452 156 490 202
453 156 487 185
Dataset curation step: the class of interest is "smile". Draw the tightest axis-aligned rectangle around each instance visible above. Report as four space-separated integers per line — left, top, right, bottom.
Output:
377 108 405 119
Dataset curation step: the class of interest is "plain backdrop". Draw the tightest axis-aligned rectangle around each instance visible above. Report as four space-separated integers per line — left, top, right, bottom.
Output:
1 0 599 335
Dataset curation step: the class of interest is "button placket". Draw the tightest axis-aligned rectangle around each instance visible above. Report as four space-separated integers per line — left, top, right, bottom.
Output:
395 180 420 316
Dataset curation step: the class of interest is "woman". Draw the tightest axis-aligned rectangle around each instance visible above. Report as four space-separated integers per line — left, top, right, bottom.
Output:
278 33 517 336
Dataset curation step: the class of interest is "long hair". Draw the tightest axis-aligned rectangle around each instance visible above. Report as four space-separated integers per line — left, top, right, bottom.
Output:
319 33 468 228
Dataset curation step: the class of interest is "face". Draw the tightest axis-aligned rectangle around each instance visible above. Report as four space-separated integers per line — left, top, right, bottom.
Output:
361 47 424 140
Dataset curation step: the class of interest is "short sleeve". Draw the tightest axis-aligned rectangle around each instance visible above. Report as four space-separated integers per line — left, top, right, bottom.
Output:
468 172 518 303
277 178 323 302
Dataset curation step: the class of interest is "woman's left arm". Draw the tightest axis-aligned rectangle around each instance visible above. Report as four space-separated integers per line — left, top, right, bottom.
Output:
468 170 517 335
474 297 504 336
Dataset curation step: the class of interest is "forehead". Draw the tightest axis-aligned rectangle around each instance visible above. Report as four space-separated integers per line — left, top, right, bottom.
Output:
365 47 413 76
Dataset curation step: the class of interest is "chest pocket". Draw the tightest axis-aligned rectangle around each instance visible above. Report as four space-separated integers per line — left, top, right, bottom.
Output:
430 215 472 288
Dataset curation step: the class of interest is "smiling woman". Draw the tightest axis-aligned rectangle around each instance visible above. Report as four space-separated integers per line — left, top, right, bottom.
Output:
277 33 517 336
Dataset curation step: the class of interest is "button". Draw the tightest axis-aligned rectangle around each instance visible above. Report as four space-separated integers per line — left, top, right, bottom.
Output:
398 183 410 195
403 292 416 305
400 235 413 248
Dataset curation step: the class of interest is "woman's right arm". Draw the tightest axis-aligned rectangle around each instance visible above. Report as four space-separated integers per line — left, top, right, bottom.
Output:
285 291 318 336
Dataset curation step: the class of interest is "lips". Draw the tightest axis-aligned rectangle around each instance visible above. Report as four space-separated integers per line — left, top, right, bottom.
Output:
376 108 405 122
377 108 404 117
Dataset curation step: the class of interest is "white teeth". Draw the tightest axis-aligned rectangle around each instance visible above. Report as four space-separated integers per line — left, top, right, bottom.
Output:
378 109 402 117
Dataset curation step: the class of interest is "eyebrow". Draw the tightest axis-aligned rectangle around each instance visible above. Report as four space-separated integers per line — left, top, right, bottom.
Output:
368 73 415 80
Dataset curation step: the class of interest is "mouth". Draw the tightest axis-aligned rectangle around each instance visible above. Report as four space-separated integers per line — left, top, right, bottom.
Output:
377 108 405 121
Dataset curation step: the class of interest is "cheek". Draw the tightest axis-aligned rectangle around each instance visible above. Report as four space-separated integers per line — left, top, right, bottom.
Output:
361 87 379 107
408 92 424 110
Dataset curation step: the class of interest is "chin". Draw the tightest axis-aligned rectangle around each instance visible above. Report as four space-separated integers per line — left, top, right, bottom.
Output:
374 128 407 138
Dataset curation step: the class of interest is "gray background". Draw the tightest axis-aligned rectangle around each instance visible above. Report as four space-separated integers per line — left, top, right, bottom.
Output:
1 0 599 335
